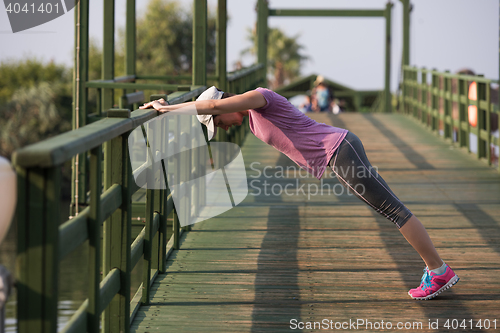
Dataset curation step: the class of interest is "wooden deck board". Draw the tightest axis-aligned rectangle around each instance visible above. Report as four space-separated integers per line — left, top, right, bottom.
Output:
131 113 500 333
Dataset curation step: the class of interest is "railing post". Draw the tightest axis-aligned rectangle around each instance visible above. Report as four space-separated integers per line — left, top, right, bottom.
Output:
384 1 393 113
400 0 410 68
413 68 418 118
173 208 180 250
466 78 472 153
485 80 492 164
400 66 406 114
102 0 115 110
20 168 61 333
102 117 132 332
16 167 61 333
408 67 413 117
431 69 439 132
141 121 155 305
72 0 89 215
257 0 268 86
421 69 427 124
444 70 452 140
458 78 466 147
193 0 207 86
158 116 169 273
125 0 136 78
88 146 103 333
477 75 486 160
217 0 227 91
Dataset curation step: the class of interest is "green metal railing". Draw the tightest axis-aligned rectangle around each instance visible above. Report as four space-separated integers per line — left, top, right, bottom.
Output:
13 63 264 333
399 66 500 171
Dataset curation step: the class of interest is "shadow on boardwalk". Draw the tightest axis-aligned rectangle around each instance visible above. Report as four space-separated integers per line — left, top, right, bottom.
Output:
131 113 500 333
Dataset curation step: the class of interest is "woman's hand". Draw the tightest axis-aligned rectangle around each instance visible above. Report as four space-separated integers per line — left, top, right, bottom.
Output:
139 98 169 110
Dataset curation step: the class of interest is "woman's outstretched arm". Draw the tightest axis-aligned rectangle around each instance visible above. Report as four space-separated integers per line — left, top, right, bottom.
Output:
139 90 267 115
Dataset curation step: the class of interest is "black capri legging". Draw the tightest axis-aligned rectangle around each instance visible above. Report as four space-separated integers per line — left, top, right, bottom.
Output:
329 132 413 228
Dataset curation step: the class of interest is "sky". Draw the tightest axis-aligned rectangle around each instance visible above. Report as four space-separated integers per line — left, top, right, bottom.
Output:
0 0 498 91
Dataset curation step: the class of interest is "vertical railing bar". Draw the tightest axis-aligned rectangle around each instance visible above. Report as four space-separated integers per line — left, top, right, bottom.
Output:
158 115 169 273
15 166 28 333
466 79 472 153
459 78 464 147
43 167 62 333
477 75 485 159
173 208 180 250
142 121 154 304
444 70 451 140
21 168 44 333
88 145 102 333
486 80 492 165
121 130 132 333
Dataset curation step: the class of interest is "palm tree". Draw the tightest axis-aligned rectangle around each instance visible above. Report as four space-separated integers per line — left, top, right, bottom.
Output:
241 26 308 89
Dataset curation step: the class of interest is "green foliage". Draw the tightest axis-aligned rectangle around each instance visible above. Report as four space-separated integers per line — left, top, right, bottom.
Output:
241 27 308 89
122 0 217 77
0 59 73 159
0 82 72 157
0 58 71 105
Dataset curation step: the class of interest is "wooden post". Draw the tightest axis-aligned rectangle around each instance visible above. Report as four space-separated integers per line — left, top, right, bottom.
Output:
444 71 452 139
384 2 393 113
72 0 89 214
257 0 268 86
477 75 486 160
431 70 437 132
103 129 132 333
217 0 227 91
486 80 491 165
421 69 427 124
141 122 155 305
102 0 115 110
458 78 466 147
193 0 207 86
16 167 61 333
400 0 410 68
125 0 136 78
88 146 102 333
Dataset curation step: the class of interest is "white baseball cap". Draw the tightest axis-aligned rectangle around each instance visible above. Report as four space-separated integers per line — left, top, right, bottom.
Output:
196 86 224 141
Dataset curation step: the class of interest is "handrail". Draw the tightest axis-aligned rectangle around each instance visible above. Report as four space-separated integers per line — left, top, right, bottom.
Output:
399 65 499 172
85 81 192 91
227 63 265 82
12 86 206 168
14 63 266 333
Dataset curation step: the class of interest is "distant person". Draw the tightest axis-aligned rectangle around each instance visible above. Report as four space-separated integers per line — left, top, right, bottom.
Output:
311 75 333 112
141 86 460 300
299 95 312 113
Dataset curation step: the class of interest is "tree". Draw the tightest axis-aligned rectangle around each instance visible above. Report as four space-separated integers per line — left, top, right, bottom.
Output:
130 0 217 77
0 58 70 106
241 26 308 89
0 82 71 158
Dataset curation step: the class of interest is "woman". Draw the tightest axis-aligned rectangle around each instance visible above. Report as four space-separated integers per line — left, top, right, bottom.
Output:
140 86 459 300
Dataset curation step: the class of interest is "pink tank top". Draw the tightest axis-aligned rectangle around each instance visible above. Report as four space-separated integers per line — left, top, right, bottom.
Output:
249 88 348 179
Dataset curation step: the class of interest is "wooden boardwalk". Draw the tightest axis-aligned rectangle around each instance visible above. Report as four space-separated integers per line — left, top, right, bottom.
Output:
131 113 500 333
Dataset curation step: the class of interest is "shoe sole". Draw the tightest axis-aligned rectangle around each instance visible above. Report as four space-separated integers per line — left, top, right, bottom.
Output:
408 274 460 300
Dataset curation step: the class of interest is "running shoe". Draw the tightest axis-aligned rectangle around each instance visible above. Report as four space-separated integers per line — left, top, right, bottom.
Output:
408 264 459 300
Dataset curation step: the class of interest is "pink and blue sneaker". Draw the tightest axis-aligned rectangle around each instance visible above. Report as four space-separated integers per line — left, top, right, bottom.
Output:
408 264 459 300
